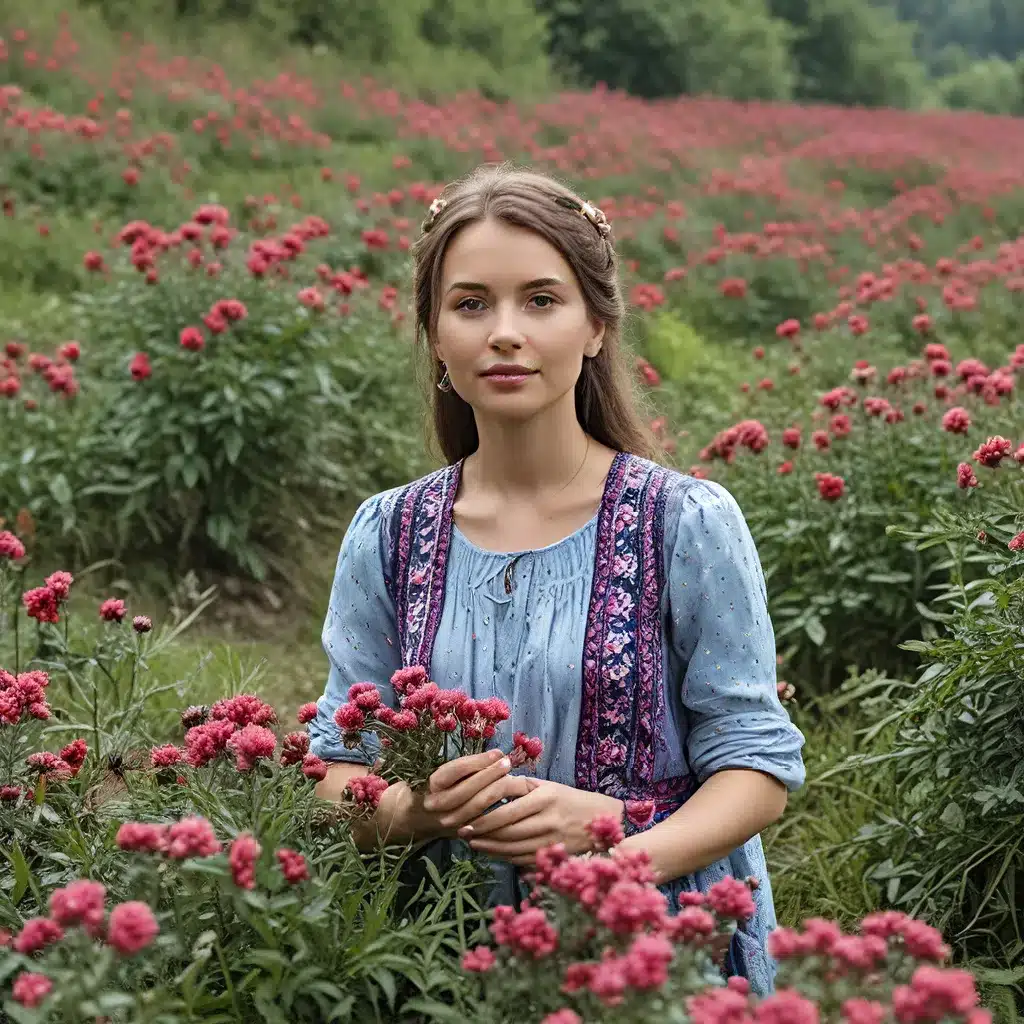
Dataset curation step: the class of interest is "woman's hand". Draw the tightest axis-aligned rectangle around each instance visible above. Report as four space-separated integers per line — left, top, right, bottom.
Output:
458 779 625 866
388 748 535 845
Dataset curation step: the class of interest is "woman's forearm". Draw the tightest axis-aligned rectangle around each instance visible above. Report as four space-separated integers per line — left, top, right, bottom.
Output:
616 769 788 883
316 762 419 853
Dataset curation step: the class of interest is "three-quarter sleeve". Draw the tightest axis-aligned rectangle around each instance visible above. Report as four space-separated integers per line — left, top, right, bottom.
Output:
307 493 403 766
667 479 806 791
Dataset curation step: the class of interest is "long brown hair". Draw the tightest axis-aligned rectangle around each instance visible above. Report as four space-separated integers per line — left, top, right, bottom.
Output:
411 162 660 465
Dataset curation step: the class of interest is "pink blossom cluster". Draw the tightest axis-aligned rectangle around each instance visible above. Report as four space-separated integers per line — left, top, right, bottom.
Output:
0 529 26 560
343 774 390 819
21 570 73 624
0 667 51 725
7 880 160 1007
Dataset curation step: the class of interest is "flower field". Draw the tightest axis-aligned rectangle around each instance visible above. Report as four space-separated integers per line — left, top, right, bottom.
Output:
1 5 1023 1022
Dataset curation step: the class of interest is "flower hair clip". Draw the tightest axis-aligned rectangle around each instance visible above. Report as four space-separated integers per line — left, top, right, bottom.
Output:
421 196 448 233
555 195 612 239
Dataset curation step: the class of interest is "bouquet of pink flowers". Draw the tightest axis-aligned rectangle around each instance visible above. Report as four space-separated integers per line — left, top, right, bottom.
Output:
329 665 543 820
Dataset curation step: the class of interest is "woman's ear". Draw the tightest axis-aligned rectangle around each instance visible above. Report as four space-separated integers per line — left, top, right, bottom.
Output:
584 319 606 359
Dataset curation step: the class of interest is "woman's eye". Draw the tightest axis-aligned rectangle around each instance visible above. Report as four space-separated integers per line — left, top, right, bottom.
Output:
530 294 555 308
456 297 485 312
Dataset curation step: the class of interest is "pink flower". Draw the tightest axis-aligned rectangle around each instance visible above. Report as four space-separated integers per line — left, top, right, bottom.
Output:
301 753 328 781
13 917 64 954
344 774 389 815
150 744 184 769
622 932 674 990
596 881 667 934
391 665 428 694
22 586 60 623
666 905 716 944
179 325 205 351
280 731 310 765
755 989 820 1024
130 352 152 380
782 427 801 449
541 1011 582 1024
45 571 73 599
49 879 106 934
26 751 73 781
333 703 366 734
99 597 126 622
0 530 26 560
1009 531 1024 552
815 472 845 502
892 965 979 1023
973 436 1013 468
297 702 318 723
276 848 309 884
586 814 624 852
461 945 497 972
107 901 159 955
776 319 800 339
490 905 558 958
116 822 169 853
707 877 757 921
12 972 52 1008
184 718 236 767
941 407 971 434
957 463 979 489
226 723 278 771
229 834 261 889
165 816 222 859
58 739 88 775
298 286 325 311
899 919 951 961
510 731 543 770
688 986 752 1024
210 694 276 728
842 999 887 1024
133 615 152 633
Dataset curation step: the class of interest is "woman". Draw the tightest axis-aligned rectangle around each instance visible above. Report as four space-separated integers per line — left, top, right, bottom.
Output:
308 163 806 995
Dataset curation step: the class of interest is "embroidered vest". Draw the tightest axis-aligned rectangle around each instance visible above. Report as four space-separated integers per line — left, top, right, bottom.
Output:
381 451 695 829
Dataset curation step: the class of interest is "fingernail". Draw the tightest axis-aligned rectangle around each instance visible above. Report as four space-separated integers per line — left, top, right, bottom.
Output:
458 825 473 837
500 757 511 771
490 749 503 761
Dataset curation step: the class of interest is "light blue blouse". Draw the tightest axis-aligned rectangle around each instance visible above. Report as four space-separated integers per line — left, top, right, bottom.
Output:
308 473 806 995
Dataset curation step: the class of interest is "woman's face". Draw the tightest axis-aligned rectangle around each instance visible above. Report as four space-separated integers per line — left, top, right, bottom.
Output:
433 217 605 423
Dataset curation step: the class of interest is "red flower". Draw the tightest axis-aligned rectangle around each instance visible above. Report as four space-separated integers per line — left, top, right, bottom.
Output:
815 472 845 501
635 356 660 387
280 731 310 765
462 946 497 972
941 407 970 434
83 250 105 272
165 816 222 859
130 352 152 380
150 744 184 769
301 753 328 781
184 718 236 767
957 462 978 489
812 430 831 451
179 326 205 351
59 739 88 775
778 460 794 475
229 834 261 889
510 731 543 770
706 876 757 921
912 314 932 334
116 822 169 853
344 774 389 813
586 813 624 852
22 586 59 623
26 751 73 781
225 723 277 771
210 694 276 728
0 530 26 560
107 901 158 955
100 597 126 622
296 701 318 724
776 318 800 339
49 879 106 933
782 427 801 449
972 436 1012 468
276 848 309 884
1008 531 1024 552
11 972 52 1008
298 286 325 311
59 341 81 361
13 917 64 954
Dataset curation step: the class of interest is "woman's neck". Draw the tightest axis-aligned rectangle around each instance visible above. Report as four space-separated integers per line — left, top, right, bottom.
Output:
466 402 592 503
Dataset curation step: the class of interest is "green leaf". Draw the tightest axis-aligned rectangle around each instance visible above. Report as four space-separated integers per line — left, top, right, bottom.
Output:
804 616 826 647
939 801 965 831
5 842 32 904
48 472 72 506
224 429 244 465
973 965 1024 986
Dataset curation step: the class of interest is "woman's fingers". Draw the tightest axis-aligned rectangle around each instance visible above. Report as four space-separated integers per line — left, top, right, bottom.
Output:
460 781 550 836
437 773 533 829
428 749 504 793
467 813 552 844
424 754 509 812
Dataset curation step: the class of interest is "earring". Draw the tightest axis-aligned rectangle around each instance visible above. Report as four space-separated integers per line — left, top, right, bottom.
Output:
437 363 453 392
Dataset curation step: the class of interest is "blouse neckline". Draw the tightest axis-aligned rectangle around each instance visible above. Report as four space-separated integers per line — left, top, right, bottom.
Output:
448 449 627 558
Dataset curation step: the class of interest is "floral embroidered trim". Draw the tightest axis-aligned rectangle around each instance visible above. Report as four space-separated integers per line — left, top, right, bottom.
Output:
576 454 694 816
385 460 463 668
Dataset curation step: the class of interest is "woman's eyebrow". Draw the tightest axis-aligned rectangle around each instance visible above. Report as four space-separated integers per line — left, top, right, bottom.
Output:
445 276 566 294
